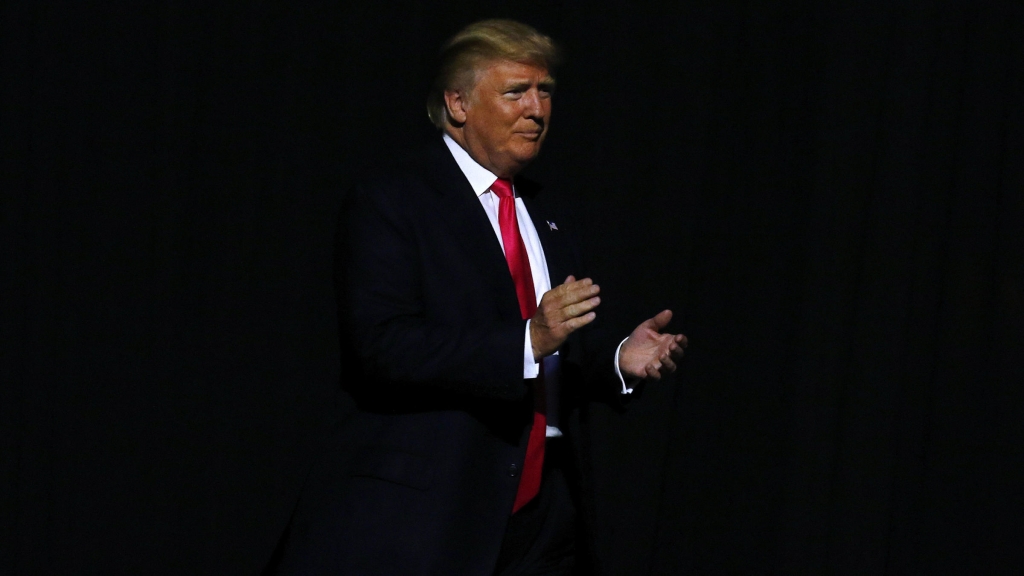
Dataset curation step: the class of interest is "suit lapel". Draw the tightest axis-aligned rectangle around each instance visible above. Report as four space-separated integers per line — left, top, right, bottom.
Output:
519 183 573 288
419 140 522 321
419 139 577 319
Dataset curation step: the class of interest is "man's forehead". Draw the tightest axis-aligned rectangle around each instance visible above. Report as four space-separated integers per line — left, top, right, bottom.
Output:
476 59 554 84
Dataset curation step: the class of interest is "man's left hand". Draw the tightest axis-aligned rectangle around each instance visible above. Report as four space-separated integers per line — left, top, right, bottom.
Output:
619 310 688 380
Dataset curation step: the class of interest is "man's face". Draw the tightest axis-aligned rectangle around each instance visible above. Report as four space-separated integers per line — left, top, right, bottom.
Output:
456 60 554 177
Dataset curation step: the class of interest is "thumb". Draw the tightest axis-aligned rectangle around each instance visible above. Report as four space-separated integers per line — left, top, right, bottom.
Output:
645 309 673 332
564 275 576 284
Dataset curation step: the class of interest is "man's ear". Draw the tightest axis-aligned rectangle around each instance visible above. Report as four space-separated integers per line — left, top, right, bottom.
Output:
444 89 468 125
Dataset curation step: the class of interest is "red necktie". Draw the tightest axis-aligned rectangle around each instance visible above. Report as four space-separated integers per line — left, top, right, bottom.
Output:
490 177 546 513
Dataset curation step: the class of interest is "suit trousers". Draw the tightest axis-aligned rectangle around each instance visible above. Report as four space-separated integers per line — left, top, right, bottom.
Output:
493 438 576 576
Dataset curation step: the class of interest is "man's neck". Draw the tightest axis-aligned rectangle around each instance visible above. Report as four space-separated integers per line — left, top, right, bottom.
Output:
443 127 519 178
443 133 502 197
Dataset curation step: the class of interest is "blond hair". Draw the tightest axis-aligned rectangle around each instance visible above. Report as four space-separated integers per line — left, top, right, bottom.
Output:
426 19 560 129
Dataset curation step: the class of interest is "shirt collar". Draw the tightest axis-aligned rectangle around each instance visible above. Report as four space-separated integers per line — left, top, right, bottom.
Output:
443 133 510 198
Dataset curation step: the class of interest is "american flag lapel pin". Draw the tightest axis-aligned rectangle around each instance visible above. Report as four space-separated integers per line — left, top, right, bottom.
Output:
547 220 558 231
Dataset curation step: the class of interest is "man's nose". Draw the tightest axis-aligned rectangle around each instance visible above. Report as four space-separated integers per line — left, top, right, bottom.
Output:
522 89 544 119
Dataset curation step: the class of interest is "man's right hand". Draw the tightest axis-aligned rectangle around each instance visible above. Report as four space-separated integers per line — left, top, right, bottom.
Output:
530 275 601 361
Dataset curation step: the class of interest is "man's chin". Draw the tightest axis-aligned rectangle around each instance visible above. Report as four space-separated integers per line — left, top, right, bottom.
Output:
511 144 542 165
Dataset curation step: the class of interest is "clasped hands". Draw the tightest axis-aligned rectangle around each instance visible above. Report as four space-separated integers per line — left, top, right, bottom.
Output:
530 275 688 381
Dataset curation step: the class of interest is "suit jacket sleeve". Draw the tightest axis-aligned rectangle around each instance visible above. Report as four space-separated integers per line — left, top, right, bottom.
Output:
337 180 530 403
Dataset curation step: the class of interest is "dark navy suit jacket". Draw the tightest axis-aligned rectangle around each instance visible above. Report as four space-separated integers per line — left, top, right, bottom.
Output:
275 138 624 575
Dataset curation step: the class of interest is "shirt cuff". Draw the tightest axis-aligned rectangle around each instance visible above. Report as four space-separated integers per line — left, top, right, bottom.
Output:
524 320 540 379
614 336 634 394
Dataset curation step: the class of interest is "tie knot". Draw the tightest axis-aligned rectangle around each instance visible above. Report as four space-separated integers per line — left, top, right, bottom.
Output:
490 178 514 199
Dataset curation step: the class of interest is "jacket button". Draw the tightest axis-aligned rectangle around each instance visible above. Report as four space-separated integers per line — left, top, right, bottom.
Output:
507 463 518 477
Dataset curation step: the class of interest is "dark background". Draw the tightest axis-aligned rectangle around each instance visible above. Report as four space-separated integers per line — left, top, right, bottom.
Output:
3 1 1022 574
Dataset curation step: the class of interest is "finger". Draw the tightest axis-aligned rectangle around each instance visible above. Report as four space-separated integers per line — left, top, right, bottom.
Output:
540 279 591 310
645 363 661 380
675 333 688 347
663 335 686 355
562 296 601 319
560 276 590 290
566 277 596 294
562 311 597 333
639 309 672 332
650 309 673 331
554 276 585 296
660 355 677 373
550 277 582 300
557 280 599 306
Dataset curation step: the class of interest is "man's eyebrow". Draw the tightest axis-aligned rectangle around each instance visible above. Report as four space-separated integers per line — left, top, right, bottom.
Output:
503 77 557 91
504 81 532 91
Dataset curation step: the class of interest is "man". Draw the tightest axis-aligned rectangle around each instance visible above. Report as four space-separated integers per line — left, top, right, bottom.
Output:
274 19 686 575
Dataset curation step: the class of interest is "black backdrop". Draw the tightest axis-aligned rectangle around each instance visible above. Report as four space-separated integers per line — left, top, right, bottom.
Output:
3 1 1022 574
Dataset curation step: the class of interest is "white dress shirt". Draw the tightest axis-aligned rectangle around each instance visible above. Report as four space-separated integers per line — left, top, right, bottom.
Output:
442 135 634 404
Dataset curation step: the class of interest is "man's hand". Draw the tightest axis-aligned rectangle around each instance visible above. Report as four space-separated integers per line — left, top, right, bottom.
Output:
530 275 601 361
619 310 688 380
